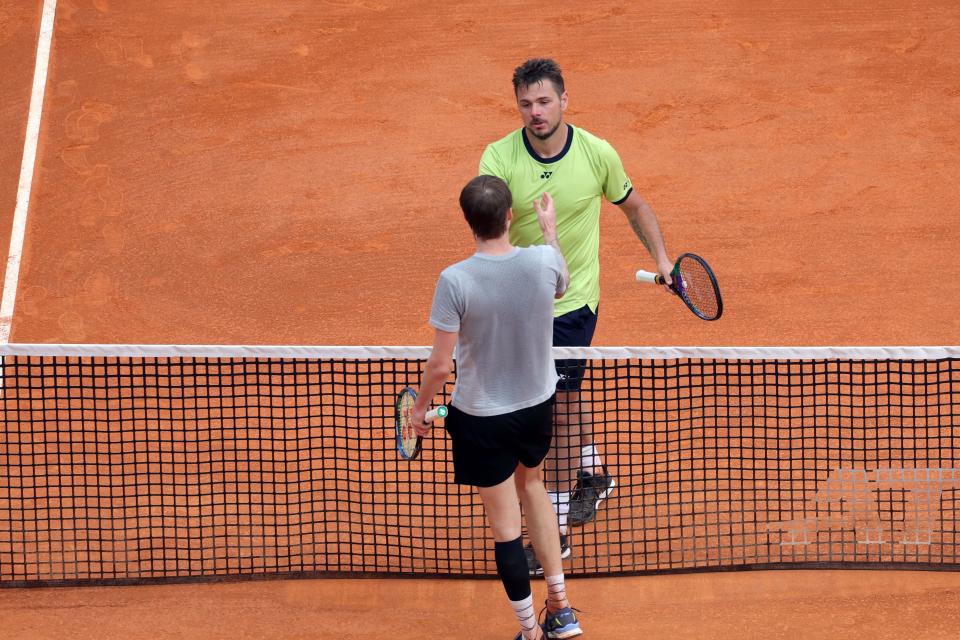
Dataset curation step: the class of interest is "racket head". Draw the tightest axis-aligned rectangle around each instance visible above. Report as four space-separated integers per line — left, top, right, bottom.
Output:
671 253 723 321
395 386 422 460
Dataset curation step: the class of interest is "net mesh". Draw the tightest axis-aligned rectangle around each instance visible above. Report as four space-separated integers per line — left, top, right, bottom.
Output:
0 345 957 586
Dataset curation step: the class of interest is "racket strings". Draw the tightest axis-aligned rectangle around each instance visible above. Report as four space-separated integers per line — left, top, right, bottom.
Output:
397 392 419 456
678 259 719 317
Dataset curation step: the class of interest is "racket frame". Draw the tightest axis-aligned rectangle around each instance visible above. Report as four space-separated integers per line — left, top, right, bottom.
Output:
395 386 447 461
635 252 723 321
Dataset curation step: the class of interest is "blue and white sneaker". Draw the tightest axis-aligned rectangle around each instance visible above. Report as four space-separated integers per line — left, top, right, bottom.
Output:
542 606 583 639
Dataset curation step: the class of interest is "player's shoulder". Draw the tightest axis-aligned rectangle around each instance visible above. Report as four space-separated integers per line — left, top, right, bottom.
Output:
440 256 472 278
480 129 527 178
519 244 549 258
571 125 617 154
482 128 524 154
522 244 561 266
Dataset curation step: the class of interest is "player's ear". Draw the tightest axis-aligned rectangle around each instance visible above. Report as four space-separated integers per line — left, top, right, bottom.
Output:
560 91 568 112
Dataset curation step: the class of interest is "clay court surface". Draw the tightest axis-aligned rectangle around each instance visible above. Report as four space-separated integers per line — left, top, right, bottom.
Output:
0 571 957 639
1 0 959 638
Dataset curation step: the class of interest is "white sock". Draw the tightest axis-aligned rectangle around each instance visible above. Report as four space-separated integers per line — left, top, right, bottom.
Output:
549 491 570 535
545 574 568 612
581 444 603 472
509 594 539 639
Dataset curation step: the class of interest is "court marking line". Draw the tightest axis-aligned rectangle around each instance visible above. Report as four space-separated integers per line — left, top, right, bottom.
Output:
0 0 58 344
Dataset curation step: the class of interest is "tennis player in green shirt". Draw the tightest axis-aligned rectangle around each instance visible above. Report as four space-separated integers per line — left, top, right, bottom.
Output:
480 58 674 574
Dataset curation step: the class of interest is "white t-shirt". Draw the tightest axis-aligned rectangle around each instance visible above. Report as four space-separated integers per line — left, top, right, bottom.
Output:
429 245 566 416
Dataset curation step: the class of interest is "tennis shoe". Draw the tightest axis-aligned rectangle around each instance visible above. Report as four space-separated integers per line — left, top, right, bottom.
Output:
568 467 616 526
524 534 571 576
512 625 547 640
541 606 583 639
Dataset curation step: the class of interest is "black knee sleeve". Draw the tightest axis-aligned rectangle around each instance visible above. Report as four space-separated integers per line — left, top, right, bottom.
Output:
495 536 531 602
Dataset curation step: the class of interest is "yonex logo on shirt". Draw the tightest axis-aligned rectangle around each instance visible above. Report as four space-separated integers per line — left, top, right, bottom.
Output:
541 171 553 180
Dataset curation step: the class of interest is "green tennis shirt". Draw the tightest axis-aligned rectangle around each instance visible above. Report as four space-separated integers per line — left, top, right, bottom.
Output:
479 124 633 316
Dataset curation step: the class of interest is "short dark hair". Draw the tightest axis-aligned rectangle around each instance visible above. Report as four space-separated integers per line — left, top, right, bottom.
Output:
512 58 565 96
459 175 512 240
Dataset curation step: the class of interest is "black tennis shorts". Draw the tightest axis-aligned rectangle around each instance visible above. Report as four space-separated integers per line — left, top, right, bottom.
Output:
553 304 599 392
444 395 555 488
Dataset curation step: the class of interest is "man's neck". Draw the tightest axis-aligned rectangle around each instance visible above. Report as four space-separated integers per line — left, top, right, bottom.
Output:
475 234 514 256
526 121 569 159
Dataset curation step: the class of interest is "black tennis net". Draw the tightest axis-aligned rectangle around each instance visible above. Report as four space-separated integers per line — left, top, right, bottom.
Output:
0 344 958 587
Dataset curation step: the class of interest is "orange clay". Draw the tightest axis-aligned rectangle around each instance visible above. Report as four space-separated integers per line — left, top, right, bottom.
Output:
0 2 958 639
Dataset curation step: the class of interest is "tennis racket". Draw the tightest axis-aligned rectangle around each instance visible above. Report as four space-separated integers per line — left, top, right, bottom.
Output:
396 387 448 460
636 252 723 321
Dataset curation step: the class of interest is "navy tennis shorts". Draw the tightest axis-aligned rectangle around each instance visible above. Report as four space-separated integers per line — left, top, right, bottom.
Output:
553 304 599 392
444 395 555 488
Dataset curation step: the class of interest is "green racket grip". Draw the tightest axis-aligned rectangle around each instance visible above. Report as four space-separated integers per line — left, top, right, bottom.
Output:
425 405 448 422
635 269 666 285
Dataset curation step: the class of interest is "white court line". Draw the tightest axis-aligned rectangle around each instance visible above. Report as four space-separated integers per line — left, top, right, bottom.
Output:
0 0 58 344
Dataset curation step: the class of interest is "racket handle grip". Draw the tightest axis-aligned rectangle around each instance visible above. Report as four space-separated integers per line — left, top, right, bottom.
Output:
635 270 665 285
425 406 448 422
